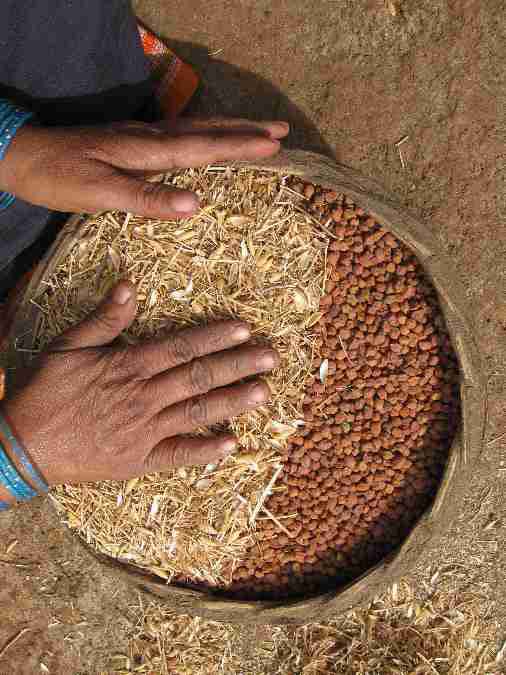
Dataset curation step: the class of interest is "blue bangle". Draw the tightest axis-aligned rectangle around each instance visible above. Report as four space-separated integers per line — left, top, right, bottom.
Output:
0 192 15 211
0 500 10 511
0 414 48 498
0 443 38 501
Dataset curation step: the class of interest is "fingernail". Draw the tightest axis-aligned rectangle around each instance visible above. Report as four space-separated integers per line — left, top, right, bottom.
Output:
257 349 279 371
112 284 132 305
232 323 251 342
248 382 269 405
220 438 237 456
173 192 199 214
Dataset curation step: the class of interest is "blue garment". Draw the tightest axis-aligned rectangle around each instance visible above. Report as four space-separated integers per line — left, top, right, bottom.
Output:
0 101 35 211
0 0 155 288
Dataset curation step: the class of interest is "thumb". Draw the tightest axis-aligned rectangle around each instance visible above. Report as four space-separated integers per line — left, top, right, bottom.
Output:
145 435 237 473
103 173 199 220
51 281 137 351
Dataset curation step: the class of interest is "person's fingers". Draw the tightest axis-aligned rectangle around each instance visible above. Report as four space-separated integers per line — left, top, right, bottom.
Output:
151 132 281 168
117 118 290 140
130 320 252 378
120 118 289 180
98 173 201 218
151 379 271 440
121 117 290 181
101 130 281 174
144 434 237 472
50 281 137 351
143 345 279 411
168 118 290 140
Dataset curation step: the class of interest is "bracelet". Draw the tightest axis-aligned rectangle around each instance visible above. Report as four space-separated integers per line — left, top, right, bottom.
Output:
0 192 15 210
0 441 38 501
0 377 49 505
0 414 49 501
0 99 34 212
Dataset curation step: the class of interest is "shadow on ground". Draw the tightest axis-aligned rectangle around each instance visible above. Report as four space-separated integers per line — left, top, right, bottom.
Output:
161 37 335 159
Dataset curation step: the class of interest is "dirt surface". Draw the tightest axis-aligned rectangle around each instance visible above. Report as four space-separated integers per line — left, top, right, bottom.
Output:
1 1 504 672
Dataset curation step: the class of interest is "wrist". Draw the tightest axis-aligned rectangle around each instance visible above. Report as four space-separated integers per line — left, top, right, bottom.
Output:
0 409 49 504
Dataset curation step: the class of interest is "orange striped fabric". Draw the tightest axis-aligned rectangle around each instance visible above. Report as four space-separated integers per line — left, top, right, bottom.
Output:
138 24 199 120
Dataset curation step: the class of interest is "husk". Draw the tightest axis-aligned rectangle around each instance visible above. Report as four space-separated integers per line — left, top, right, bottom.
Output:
111 571 499 675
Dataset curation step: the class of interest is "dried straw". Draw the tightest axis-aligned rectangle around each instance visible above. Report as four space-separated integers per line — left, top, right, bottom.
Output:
112 572 499 675
31 167 328 585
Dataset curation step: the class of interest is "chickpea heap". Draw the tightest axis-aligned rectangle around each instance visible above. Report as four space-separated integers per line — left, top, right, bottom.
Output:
227 181 461 600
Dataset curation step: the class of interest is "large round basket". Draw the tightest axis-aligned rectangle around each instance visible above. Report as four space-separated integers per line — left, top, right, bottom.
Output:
6 150 486 624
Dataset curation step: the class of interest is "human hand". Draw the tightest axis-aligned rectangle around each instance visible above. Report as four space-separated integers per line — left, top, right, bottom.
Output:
2 281 279 486
0 117 288 217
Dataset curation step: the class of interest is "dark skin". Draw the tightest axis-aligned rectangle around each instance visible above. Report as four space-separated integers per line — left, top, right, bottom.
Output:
0 118 288 216
0 117 289 505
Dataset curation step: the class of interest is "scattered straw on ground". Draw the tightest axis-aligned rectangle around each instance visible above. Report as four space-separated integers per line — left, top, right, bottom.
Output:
106 570 499 675
30 167 328 585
